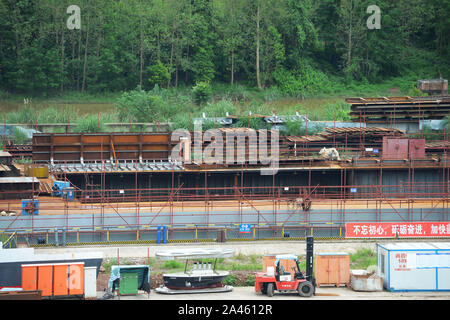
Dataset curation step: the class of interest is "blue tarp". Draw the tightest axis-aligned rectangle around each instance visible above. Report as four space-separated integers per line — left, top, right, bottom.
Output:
108 265 151 293
0 125 39 139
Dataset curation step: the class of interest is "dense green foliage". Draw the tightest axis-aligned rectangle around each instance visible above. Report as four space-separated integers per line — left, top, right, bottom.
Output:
192 81 213 105
0 0 448 97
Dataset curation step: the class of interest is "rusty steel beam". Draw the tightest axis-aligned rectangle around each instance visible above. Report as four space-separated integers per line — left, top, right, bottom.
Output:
32 133 172 163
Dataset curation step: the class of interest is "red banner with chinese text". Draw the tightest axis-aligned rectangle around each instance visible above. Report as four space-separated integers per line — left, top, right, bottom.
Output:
345 222 450 238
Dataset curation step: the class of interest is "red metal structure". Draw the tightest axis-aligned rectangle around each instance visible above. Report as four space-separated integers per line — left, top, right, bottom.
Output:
1 97 450 245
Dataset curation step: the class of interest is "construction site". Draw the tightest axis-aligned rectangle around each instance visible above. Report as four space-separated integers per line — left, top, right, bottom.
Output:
2 0 450 303
0 85 450 302
0 93 450 248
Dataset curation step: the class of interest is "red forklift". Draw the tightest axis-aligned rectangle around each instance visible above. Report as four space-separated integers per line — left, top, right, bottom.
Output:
255 236 316 297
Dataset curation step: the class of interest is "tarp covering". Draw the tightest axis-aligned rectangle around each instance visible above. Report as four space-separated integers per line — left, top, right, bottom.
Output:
0 125 39 139
108 265 150 293
274 254 298 265
155 248 234 260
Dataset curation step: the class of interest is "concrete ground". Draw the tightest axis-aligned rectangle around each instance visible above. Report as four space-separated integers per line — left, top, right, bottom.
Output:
98 286 450 300
37 239 386 258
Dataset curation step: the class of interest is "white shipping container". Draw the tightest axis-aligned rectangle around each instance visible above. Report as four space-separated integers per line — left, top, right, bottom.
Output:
377 242 450 292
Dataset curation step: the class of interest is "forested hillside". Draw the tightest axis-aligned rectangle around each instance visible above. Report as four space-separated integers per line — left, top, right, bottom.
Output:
0 0 448 97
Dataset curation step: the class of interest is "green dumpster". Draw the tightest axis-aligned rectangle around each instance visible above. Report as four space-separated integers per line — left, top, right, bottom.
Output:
119 272 139 295
109 265 151 295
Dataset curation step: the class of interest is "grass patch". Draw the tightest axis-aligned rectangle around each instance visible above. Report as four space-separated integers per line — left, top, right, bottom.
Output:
13 127 30 144
73 113 116 133
1 76 429 130
350 248 377 269
230 263 261 271
162 260 185 269
223 274 237 286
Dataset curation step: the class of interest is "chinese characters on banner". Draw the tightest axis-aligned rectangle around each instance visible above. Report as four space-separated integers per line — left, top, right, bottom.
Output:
345 222 450 238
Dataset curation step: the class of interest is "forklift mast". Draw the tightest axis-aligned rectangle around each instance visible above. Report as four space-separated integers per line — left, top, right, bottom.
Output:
306 236 314 282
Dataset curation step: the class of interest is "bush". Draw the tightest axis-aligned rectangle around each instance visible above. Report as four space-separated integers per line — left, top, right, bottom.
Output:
13 127 30 144
201 119 223 130
223 274 237 286
233 116 271 130
282 118 304 136
323 102 351 121
273 64 334 98
214 83 251 103
36 106 78 123
350 248 377 269
169 113 194 131
192 81 212 106
116 86 150 122
407 83 426 97
115 85 183 123
162 260 184 269
6 106 36 124
74 114 106 133
202 99 237 118
244 274 255 286
222 272 257 287
102 258 133 274
261 86 283 102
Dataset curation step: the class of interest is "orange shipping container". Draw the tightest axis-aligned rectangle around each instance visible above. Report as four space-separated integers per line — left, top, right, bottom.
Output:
314 252 350 287
68 263 84 295
37 265 53 296
53 264 69 296
21 262 84 297
21 265 37 291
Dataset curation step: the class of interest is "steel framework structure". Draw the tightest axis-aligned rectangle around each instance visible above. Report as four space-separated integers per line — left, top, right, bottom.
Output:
2 98 450 245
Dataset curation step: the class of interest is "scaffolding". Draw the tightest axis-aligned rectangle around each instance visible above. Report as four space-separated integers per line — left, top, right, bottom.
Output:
1 98 450 245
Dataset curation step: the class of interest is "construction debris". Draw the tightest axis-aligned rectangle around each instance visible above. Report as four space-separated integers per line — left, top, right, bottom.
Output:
350 270 383 292
319 147 341 161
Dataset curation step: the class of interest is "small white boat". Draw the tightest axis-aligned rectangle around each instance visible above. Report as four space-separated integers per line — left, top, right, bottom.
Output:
155 248 234 294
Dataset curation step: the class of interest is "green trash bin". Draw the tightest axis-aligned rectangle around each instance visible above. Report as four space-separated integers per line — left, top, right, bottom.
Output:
119 272 139 295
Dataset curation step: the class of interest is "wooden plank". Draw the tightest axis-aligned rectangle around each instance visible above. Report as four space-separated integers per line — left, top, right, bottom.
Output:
0 290 42 300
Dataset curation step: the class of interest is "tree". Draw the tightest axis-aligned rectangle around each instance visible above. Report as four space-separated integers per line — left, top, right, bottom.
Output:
192 81 212 105
0 0 448 95
336 0 366 78
215 0 245 84
255 0 262 89
147 61 170 88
